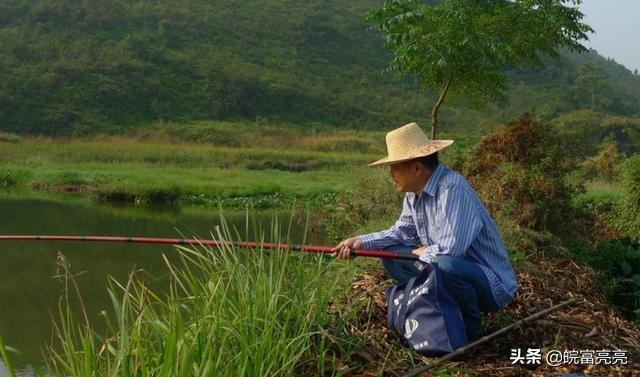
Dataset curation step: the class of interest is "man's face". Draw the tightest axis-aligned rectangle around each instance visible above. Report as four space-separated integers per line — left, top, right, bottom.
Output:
388 161 420 193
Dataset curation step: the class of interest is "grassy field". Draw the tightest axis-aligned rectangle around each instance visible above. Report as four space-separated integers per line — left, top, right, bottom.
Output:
0 137 375 208
0 122 478 208
0 122 386 208
582 179 624 200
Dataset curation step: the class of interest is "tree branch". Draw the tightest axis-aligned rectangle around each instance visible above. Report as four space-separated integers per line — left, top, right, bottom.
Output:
431 78 451 139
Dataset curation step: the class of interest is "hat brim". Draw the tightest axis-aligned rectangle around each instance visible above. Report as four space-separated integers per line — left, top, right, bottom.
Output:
368 140 454 167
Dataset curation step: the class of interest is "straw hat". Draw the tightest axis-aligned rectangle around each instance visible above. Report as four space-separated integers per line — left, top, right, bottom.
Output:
369 122 454 167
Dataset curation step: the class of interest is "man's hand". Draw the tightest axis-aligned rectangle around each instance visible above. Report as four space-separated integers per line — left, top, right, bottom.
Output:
331 237 361 259
412 246 427 257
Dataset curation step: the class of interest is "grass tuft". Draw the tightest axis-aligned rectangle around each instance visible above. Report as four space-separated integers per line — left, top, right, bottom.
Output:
45 214 347 376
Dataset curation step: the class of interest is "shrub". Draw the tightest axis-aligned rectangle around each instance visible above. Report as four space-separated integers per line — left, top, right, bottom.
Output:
464 114 578 254
552 110 602 159
0 168 30 188
593 140 620 182
571 195 621 243
574 140 620 184
616 155 640 241
552 111 640 159
576 239 640 324
0 171 16 188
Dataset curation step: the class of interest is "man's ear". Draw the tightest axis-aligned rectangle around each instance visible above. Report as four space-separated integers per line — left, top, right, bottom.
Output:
412 160 422 176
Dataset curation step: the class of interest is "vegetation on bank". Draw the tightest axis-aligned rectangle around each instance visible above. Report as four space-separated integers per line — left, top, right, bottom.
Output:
44 223 351 376
4 110 636 209
1 114 639 375
0 137 370 208
0 121 481 208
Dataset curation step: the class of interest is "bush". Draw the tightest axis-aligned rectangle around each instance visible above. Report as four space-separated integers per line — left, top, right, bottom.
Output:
574 140 620 184
464 114 578 254
0 171 17 188
616 155 640 241
552 111 640 159
576 239 640 324
571 195 621 243
0 168 30 188
552 110 602 159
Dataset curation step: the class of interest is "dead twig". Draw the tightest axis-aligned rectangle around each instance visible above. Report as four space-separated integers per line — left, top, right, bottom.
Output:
404 297 579 377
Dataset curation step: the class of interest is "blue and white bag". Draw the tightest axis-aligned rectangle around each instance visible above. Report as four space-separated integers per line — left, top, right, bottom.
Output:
386 263 468 356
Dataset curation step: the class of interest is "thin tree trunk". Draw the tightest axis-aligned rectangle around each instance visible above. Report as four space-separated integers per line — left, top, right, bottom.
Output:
431 79 451 139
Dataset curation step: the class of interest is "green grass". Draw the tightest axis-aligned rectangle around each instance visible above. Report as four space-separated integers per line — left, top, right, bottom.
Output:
0 121 481 208
44 216 352 376
0 136 379 207
573 179 624 205
0 138 377 168
1 160 354 202
0 335 16 377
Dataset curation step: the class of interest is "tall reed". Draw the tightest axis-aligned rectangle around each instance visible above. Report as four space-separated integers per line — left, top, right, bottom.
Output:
46 216 343 376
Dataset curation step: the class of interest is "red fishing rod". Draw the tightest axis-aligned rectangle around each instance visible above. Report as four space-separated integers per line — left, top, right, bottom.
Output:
0 235 419 260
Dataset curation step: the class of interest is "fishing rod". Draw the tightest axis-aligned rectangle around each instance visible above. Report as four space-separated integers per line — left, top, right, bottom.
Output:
0 235 420 261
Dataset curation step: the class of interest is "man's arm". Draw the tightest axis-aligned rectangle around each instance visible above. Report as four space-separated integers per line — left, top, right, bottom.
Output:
358 195 420 250
415 185 482 263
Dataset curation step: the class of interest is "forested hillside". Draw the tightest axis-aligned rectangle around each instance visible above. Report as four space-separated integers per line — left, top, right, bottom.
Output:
1 0 639 135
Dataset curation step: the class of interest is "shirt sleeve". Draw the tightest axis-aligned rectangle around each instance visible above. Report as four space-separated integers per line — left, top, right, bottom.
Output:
358 195 420 250
418 185 483 263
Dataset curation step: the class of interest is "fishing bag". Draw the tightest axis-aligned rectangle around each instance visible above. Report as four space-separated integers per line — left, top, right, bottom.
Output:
386 263 468 356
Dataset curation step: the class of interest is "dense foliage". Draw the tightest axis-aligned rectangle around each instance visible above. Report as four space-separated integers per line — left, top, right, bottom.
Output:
553 110 640 159
1 0 639 135
366 0 592 138
616 155 640 240
464 114 578 253
576 239 640 323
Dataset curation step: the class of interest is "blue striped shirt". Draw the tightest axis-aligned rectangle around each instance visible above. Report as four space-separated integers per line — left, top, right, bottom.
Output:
359 163 517 308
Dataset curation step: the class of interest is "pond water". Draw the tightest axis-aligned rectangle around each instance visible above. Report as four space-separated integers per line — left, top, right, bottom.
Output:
0 196 306 375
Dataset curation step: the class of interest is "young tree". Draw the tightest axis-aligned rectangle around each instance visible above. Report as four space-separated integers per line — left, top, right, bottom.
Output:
366 0 593 138
574 62 609 110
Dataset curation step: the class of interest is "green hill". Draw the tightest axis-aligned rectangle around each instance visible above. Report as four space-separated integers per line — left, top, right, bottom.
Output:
1 0 639 136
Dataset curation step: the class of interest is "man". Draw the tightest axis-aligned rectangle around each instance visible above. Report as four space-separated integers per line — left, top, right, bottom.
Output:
331 122 517 342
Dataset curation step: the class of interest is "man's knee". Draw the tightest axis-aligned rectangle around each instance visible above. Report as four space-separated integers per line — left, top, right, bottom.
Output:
431 255 464 277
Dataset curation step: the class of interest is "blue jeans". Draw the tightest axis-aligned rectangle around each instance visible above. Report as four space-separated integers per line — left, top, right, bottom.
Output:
380 244 500 341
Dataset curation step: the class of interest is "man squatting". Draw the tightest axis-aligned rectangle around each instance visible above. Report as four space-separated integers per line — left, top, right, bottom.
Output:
331 122 518 342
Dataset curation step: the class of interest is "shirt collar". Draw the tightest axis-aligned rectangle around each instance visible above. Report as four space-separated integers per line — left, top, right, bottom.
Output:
422 163 446 197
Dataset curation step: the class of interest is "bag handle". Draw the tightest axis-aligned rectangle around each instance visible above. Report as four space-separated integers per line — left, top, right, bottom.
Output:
397 271 417 327
399 263 432 326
